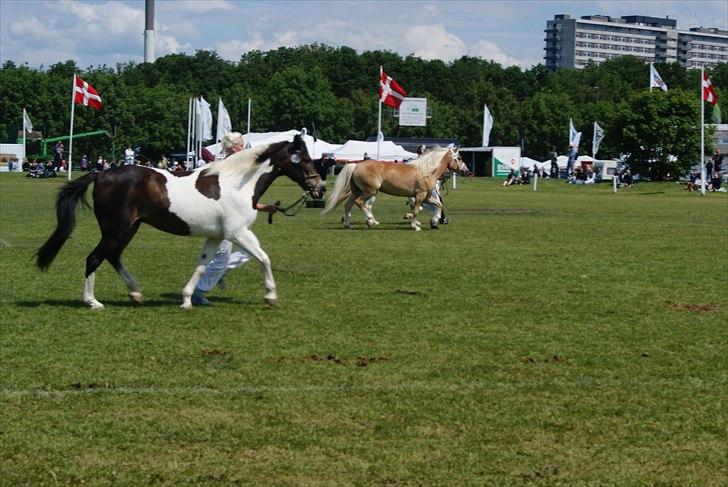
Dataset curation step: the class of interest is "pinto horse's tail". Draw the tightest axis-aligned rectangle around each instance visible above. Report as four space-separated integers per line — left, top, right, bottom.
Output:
322 163 356 215
36 172 98 271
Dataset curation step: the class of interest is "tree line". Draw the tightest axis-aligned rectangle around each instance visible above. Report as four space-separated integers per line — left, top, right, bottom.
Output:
0 44 725 179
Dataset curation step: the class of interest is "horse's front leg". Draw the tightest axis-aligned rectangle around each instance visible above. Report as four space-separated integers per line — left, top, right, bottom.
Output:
231 228 277 306
411 192 429 231
180 238 221 309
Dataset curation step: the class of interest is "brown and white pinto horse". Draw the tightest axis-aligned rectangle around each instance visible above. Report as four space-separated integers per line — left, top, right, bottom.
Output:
36 135 325 309
322 147 465 230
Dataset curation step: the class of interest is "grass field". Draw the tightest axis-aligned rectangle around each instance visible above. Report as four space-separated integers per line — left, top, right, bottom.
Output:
1 172 726 486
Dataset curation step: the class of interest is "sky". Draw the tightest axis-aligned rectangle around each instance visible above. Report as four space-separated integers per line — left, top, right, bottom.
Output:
1 0 726 69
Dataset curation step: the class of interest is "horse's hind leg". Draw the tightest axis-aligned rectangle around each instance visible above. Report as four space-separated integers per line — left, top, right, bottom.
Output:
180 238 221 309
354 192 378 228
342 193 358 229
230 228 277 306
363 196 379 226
106 221 143 304
83 239 113 309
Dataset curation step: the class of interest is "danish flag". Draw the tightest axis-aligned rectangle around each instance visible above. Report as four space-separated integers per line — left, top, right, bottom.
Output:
74 76 103 109
379 70 407 109
703 71 718 106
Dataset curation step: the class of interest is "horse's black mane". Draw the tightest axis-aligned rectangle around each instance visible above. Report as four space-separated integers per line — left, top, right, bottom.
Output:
255 140 291 164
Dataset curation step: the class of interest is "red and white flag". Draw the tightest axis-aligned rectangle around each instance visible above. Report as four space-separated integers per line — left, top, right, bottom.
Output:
379 70 407 108
73 76 103 109
703 71 718 106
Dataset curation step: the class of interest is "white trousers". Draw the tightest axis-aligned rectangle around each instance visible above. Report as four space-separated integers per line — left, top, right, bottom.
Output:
195 239 252 292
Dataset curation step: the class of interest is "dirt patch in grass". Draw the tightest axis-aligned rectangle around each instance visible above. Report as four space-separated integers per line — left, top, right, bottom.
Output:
520 356 567 364
356 356 391 367
271 354 390 366
664 301 718 313
394 288 426 296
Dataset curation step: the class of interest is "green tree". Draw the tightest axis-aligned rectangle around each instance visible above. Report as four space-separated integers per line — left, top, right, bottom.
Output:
615 89 700 180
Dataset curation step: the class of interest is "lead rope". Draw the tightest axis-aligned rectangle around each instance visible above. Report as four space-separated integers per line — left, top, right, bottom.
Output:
268 193 309 224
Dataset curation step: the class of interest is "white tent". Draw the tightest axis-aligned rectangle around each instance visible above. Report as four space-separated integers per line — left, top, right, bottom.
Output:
519 156 545 169
332 140 417 162
248 130 340 159
206 130 340 160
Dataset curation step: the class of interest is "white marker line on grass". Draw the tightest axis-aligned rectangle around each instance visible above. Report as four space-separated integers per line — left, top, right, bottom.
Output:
0 377 720 399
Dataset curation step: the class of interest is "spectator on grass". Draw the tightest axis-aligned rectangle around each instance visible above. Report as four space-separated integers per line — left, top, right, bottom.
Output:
549 147 559 178
710 171 723 192
713 149 723 175
622 169 634 188
502 169 517 187
26 160 38 177
125 146 135 165
566 145 577 178
52 142 63 169
584 168 596 185
686 171 698 192
44 160 57 177
519 167 530 185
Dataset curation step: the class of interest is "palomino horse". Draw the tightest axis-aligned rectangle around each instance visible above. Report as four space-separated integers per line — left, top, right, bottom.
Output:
36 135 325 309
322 147 465 230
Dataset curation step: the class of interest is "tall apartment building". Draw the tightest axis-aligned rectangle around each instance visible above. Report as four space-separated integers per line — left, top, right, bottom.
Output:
544 14 727 69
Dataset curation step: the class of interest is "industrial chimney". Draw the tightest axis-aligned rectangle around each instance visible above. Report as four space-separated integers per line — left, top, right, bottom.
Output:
144 0 155 63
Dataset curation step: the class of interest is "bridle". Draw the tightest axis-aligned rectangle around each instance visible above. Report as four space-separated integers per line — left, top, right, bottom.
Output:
268 141 320 224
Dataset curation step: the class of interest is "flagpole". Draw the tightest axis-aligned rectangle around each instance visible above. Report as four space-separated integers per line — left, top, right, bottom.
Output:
700 66 706 196
649 63 653 92
247 98 251 135
592 121 596 163
68 75 76 180
22 108 27 170
377 66 383 161
186 97 192 168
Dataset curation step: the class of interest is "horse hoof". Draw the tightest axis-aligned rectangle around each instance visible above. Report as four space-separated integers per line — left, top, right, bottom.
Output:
265 297 278 307
180 302 192 310
430 223 439 229
85 300 104 310
129 291 143 305
413 226 421 232
365 220 373 228
343 223 352 229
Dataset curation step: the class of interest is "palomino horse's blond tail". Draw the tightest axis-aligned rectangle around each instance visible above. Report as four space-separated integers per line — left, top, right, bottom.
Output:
322 163 357 215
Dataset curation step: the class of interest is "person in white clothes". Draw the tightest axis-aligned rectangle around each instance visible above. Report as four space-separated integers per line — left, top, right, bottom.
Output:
192 132 277 306
124 146 135 165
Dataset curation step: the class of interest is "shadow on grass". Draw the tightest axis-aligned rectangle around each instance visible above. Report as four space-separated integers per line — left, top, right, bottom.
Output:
314 223 423 231
17 293 258 308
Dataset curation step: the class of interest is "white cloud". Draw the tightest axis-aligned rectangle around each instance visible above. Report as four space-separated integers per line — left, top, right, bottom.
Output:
401 24 467 61
274 31 301 48
160 0 234 13
214 36 265 60
469 40 529 67
157 35 190 55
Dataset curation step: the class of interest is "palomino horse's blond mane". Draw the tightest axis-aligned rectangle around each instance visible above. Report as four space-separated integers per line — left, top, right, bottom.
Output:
410 147 451 177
